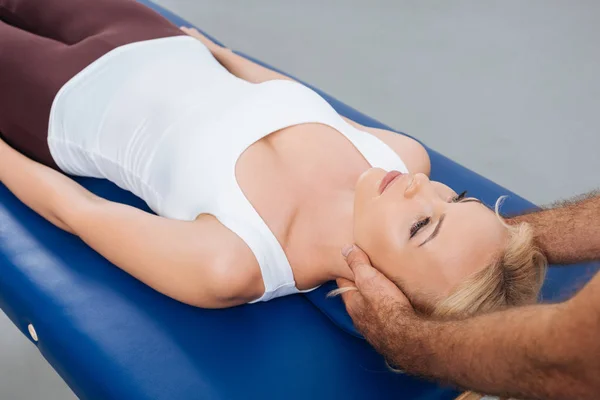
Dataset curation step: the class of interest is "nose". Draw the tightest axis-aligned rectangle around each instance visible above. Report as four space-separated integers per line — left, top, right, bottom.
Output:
403 173 430 198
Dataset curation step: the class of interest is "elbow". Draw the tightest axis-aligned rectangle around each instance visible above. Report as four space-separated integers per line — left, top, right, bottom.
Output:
53 194 102 235
46 193 76 234
50 205 75 234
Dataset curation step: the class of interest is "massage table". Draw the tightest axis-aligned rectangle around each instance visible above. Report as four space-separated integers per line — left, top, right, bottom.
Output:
0 1 597 399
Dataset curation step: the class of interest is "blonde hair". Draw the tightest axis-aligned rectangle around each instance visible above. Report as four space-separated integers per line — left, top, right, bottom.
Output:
436 210 546 318
447 198 546 400
334 197 548 400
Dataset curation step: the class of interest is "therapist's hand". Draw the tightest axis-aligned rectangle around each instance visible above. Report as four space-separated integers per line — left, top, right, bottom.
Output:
337 245 418 356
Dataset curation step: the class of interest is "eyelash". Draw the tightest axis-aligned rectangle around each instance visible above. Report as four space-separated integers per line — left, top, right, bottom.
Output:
409 191 468 238
410 217 430 238
452 191 468 203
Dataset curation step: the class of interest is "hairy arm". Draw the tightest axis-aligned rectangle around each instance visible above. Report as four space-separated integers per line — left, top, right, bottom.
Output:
340 247 600 400
510 192 600 264
0 139 258 308
395 278 600 400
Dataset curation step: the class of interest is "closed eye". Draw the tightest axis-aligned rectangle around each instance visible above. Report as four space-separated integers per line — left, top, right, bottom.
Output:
452 191 483 207
410 217 430 238
451 191 467 203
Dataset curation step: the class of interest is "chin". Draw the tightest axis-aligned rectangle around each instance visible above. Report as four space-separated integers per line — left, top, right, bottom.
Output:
354 168 371 193
354 168 384 209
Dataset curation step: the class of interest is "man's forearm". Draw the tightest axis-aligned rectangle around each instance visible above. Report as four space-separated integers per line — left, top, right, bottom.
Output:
510 192 600 264
365 275 600 400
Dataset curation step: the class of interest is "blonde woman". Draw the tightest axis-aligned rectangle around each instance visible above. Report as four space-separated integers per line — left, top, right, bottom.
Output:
0 0 545 334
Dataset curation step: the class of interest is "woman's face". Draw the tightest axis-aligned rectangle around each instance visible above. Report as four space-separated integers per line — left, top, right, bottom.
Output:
353 168 508 303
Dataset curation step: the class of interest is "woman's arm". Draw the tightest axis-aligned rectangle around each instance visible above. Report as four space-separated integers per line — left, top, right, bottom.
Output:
0 138 84 233
0 139 262 308
181 27 298 84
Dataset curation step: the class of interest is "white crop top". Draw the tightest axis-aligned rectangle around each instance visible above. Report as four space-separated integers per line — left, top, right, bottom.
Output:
48 36 408 303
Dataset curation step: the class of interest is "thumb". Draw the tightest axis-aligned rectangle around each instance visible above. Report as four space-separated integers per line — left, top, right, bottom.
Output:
343 244 409 302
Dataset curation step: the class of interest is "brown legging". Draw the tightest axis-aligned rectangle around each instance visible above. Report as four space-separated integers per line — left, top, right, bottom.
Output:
0 0 184 169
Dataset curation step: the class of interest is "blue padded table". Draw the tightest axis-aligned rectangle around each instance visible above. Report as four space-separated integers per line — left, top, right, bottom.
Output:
0 1 598 399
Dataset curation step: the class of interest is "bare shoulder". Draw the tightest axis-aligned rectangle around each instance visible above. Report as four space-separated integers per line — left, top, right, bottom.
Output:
373 129 431 176
194 214 266 302
342 117 431 175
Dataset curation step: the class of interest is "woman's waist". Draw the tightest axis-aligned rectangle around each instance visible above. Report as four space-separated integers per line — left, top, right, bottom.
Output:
49 37 247 136
51 65 345 155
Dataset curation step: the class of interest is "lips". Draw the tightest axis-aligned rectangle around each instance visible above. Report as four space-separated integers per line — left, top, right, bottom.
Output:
379 170 403 194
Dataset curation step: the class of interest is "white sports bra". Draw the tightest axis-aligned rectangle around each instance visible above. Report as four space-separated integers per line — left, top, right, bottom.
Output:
48 36 408 303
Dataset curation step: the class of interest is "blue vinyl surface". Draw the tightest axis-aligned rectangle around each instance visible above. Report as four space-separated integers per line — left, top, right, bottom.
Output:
0 1 597 399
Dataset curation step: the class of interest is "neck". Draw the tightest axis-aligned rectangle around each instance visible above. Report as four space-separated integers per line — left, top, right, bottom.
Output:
311 191 356 282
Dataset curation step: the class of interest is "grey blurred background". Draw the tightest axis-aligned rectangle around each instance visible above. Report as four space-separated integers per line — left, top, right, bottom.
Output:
2 1 599 398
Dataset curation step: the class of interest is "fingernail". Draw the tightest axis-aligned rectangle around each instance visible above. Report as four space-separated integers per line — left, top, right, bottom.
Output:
341 244 354 258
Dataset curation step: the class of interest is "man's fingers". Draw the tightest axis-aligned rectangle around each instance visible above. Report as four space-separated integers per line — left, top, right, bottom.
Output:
335 277 358 301
335 278 365 316
343 244 411 305
344 245 388 289
343 245 374 274
336 277 355 290
343 245 381 291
